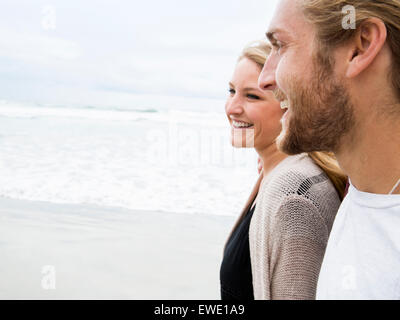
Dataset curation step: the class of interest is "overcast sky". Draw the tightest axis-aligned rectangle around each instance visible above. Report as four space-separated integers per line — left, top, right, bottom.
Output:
0 0 279 110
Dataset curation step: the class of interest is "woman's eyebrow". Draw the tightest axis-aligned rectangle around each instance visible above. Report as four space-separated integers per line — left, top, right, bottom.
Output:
243 87 261 92
229 83 262 92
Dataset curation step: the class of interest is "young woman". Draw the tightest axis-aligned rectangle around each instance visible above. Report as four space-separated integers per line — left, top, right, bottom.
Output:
219 41 347 300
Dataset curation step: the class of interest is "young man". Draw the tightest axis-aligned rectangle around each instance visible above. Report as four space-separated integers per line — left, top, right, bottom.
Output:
258 0 400 299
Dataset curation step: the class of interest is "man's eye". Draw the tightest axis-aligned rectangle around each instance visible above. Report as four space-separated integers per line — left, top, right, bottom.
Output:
272 41 284 53
248 94 260 100
229 88 235 95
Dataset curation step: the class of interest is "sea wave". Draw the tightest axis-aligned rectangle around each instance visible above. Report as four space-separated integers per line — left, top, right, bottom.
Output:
80 105 159 113
0 101 226 126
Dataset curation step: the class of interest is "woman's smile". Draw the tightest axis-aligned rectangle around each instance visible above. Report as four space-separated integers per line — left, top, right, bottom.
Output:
231 120 254 129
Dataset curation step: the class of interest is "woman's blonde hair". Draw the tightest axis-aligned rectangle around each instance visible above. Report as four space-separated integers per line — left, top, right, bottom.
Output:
240 40 348 200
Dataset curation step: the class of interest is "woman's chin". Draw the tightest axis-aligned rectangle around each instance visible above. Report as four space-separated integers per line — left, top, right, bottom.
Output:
231 138 256 149
232 141 244 149
231 127 255 148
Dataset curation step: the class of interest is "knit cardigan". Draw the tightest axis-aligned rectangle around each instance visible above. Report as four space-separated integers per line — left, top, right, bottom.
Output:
232 153 341 300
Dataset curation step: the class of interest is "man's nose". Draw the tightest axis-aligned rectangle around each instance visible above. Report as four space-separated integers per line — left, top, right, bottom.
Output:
258 54 278 91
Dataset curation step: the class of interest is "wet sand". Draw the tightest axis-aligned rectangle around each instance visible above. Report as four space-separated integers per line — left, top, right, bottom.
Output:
0 197 235 299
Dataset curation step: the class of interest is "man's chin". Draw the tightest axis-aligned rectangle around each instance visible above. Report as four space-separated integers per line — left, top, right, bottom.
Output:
276 127 305 155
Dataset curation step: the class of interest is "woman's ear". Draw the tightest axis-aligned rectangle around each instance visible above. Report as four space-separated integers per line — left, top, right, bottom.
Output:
346 18 387 78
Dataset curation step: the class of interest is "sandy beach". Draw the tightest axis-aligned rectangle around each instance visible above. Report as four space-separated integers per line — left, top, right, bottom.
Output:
0 197 235 299
0 98 257 300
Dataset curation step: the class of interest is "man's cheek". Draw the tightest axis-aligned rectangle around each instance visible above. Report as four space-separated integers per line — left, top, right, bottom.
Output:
275 61 288 94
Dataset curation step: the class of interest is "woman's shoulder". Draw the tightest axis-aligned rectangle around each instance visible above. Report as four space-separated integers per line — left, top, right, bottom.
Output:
258 154 341 219
261 154 328 193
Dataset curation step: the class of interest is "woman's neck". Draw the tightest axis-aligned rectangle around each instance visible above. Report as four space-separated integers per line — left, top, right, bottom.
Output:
256 144 289 178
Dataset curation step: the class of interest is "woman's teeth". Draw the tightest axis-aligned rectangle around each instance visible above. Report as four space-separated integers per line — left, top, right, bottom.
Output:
232 120 254 128
280 100 289 110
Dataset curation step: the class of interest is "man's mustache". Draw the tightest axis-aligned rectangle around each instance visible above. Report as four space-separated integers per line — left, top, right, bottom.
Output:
273 88 287 102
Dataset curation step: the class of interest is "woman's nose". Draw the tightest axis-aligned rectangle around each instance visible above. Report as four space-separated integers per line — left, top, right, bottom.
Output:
225 96 244 116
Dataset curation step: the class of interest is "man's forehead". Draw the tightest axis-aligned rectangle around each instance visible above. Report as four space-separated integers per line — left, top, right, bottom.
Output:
267 0 308 38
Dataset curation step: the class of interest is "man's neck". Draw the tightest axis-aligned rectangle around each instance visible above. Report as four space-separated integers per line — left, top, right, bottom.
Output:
335 112 400 195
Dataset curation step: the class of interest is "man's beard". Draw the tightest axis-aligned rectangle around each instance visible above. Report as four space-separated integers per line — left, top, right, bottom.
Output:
276 52 355 155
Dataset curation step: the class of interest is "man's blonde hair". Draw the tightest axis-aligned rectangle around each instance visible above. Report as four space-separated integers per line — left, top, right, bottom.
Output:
301 0 400 100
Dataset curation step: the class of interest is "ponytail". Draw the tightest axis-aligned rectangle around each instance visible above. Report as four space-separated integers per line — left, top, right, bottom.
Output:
308 151 347 200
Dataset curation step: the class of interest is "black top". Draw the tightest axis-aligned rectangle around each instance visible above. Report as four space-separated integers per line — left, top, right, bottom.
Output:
220 204 256 301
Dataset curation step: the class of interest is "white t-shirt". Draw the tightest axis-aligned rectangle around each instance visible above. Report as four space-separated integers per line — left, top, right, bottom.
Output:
316 182 400 300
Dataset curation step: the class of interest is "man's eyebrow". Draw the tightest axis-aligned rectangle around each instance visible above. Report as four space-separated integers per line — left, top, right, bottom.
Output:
266 32 276 42
266 28 286 42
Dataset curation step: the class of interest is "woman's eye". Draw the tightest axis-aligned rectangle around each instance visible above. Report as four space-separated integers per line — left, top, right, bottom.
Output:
247 94 260 100
229 88 235 95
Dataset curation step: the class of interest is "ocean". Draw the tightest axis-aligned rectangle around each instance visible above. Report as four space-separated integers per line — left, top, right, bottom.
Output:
0 100 258 217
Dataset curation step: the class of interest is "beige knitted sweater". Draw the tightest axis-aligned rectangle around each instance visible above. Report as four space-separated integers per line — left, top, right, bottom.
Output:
233 154 341 300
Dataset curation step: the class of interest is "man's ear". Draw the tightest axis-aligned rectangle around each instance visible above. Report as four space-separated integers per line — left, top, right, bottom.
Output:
346 18 387 78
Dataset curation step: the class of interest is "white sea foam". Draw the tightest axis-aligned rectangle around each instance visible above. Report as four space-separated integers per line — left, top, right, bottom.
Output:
0 101 226 126
0 101 258 216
